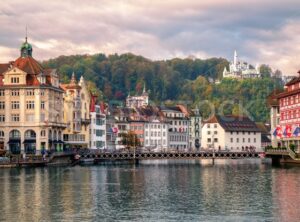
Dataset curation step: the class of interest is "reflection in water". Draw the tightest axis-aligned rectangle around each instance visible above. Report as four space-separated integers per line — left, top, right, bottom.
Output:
0 160 300 221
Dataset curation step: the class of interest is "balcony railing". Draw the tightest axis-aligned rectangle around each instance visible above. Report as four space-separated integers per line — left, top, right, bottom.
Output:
81 118 91 125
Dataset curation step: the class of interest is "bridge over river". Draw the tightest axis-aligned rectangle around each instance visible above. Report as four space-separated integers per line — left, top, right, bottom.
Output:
79 151 262 164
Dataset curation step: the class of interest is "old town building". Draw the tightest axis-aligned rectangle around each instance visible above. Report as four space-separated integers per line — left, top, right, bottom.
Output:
270 71 300 150
61 74 91 149
201 115 262 151
0 37 65 154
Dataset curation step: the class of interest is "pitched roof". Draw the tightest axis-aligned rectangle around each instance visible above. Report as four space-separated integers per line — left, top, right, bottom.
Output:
0 63 9 74
14 56 43 75
206 115 260 132
285 72 300 86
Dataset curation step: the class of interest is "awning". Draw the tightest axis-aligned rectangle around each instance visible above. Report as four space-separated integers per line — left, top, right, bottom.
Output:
8 139 21 144
57 140 65 144
23 139 36 144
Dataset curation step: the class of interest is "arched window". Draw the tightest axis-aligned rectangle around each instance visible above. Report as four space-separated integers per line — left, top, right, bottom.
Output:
0 131 4 137
9 130 20 138
25 130 36 139
41 130 46 137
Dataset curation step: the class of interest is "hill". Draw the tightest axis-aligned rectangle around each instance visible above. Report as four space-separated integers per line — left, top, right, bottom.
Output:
42 53 283 122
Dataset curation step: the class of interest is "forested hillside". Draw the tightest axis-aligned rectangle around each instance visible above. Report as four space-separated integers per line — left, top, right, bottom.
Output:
42 53 283 122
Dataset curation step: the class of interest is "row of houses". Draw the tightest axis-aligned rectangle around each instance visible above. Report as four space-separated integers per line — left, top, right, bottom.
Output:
0 38 268 155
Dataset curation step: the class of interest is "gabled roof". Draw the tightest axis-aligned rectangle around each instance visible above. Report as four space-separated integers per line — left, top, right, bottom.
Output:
285 72 300 86
205 115 260 132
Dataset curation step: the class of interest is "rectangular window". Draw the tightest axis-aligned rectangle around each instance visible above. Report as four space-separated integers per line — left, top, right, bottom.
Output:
11 90 19 96
207 131 211 135
214 124 217 128
11 77 20 84
214 138 218 142
248 138 250 143
26 90 34 96
254 138 256 143
243 138 245 143
0 115 5 122
11 114 19 122
26 101 35 109
230 138 233 143
40 90 45 96
207 124 210 128
0 90 4 96
214 131 217 134
11 101 19 109
0 101 5 109
41 101 45 109
237 138 239 143
207 138 211 143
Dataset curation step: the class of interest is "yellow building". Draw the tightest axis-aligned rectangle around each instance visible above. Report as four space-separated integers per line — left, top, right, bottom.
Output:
61 74 91 149
0 37 66 154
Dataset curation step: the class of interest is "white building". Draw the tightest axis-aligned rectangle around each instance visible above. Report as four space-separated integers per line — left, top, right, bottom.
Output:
223 51 260 79
201 115 262 152
160 106 189 150
144 119 169 151
126 84 149 108
90 103 106 149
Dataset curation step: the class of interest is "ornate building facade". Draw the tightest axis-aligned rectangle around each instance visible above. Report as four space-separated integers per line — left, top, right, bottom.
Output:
0 38 65 154
61 74 91 149
223 51 260 79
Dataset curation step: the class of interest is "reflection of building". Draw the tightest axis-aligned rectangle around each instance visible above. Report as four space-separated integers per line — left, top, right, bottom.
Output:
126 84 149 108
201 115 262 151
223 50 260 79
0 37 65 154
61 74 91 149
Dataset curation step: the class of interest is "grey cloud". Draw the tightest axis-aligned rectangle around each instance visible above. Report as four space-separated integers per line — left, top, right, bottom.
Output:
0 0 300 73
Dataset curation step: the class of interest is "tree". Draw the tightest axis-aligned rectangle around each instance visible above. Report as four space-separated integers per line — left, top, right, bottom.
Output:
120 131 141 150
260 64 272 78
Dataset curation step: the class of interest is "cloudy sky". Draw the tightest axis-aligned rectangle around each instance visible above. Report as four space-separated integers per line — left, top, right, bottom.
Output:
0 0 300 74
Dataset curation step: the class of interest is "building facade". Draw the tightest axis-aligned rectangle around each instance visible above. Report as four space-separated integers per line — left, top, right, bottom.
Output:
61 74 91 149
189 106 202 150
223 51 260 79
126 84 149 108
90 103 106 149
201 115 262 152
144 120 169 150
160 106 189 150
271 72 300 150
0 38 65 154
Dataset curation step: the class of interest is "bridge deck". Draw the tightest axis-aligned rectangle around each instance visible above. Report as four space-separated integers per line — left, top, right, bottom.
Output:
80 151 261 160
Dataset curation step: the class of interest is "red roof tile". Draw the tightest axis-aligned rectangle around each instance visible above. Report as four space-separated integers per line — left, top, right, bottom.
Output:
14 56 43 75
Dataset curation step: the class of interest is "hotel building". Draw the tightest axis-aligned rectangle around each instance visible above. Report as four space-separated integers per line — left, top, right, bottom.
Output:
0 38 65 154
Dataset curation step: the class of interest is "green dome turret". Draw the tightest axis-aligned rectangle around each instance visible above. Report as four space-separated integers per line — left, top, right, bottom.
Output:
20 37 32 57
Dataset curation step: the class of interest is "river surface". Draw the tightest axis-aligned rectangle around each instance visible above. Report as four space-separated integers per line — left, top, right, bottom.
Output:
0 159 300 222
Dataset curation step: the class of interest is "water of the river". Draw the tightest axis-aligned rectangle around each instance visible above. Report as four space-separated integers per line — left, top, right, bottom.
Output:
0 159 300 222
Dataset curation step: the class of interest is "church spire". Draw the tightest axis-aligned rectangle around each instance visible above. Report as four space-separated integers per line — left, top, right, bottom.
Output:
234 50 237 65
70 72 77 85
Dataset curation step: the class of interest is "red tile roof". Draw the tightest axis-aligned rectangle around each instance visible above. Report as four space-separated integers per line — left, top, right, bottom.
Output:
14 56 43 75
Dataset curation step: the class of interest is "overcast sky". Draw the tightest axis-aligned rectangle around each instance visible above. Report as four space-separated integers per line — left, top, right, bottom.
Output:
0 0 300 74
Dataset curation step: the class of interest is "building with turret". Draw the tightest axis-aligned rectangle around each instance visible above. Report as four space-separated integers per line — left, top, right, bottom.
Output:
223 51 260 79
126 84 149 108
0 37 66 154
